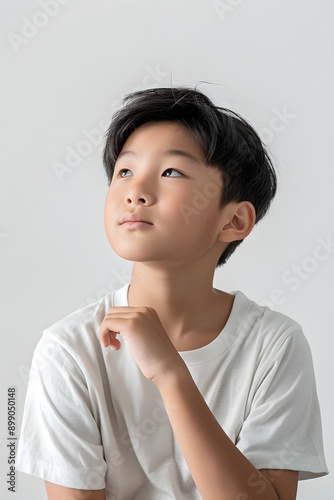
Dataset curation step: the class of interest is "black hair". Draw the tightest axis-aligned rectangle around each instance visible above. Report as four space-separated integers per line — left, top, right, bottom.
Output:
103 86 277 267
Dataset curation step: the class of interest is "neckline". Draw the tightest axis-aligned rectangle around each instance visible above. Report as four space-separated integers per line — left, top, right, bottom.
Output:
114 283 249 366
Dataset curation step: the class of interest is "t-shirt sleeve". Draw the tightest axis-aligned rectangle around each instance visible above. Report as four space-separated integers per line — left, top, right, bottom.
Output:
236 328 328 480
16 332 107 490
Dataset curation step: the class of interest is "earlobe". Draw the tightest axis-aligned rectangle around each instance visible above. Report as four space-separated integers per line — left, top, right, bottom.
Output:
218 202 256 243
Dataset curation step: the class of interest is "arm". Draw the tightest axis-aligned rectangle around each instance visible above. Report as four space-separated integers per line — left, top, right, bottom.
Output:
17 335 108 498
99 307 299 499
45 481 106 500
155 366 298 500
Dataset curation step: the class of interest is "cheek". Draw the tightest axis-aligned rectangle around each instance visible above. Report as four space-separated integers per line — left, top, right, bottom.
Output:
104 194 117 237
177 191 222 232
104 185 119 216
104 199 111 231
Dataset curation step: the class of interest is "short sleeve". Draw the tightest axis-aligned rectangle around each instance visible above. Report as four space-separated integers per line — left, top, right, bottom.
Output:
236 329 328 480
16 332 107 489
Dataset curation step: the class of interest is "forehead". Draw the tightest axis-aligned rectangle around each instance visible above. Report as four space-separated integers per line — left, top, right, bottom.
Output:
119 121 205 161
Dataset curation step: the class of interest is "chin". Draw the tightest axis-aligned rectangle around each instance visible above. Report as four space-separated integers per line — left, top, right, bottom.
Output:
109 245 153 262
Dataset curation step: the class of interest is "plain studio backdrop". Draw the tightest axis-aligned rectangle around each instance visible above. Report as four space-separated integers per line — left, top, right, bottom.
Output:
1 1 333 498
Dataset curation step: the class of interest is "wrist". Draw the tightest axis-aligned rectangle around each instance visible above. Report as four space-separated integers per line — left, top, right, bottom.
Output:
153 361 192 418
152 357 189 392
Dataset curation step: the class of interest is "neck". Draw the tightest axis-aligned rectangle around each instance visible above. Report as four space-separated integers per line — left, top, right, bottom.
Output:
127 260 233 342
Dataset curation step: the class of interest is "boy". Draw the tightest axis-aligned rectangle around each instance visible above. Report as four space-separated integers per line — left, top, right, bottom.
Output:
17 87 328 499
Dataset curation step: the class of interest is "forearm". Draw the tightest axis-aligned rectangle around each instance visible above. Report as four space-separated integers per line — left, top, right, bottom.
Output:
156 366 279 500
45 482 106 500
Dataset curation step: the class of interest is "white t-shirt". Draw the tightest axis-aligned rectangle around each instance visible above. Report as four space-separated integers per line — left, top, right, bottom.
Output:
16 284 328 499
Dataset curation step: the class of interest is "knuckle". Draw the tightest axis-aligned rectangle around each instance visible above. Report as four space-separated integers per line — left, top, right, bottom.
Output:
146 306 156 314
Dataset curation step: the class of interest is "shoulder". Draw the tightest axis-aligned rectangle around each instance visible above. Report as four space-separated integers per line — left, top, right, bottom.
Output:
38 283 130 359
236 290 303 337
233 290 310 361
232 294 319 409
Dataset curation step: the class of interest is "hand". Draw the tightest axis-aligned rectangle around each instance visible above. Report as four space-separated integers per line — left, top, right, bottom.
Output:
98 306 185 384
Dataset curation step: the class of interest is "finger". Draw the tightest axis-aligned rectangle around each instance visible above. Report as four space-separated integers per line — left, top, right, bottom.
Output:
109 336 121 351
99 326 120 349
105 306 156 315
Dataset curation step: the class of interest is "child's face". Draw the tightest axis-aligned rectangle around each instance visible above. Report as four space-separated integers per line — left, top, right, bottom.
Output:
104 121 228 266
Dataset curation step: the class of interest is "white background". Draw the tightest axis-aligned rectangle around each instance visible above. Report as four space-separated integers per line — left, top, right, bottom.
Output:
1 0 333 499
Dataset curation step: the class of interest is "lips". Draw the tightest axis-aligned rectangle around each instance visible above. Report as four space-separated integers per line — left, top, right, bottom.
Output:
120 214 153 225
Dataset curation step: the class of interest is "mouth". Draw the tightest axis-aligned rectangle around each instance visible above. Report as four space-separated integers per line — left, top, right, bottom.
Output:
121 221 152 228
120 214 153 226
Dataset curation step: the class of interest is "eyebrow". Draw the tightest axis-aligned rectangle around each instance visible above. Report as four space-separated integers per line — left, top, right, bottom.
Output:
117 149 201 163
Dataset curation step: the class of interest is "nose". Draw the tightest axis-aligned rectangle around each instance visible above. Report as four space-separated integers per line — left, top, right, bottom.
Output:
124 182 156 206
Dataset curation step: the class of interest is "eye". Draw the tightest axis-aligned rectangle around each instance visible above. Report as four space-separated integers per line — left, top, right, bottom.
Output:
163 168 183 177
118 169 133 177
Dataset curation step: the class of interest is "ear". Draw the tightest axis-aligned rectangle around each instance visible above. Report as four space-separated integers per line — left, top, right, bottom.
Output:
217 201 256 243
